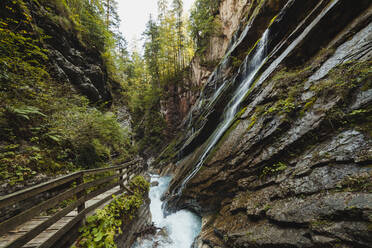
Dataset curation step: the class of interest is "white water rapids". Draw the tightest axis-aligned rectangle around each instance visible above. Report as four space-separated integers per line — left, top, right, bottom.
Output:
132 175 201 248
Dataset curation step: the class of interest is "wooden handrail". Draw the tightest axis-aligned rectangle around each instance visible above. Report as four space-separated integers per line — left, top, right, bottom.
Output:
0 159 140 209
81 159 139 175
40 188 126 248
0 172 82 209
0 172 128 235
0 158 145 248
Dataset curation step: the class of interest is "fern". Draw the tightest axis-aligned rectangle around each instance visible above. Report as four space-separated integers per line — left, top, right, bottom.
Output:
7 105 47 120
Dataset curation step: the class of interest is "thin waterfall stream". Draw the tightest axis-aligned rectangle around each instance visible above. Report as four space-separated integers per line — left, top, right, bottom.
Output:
175 29 270 196
133 29 269 248
129 1 368 247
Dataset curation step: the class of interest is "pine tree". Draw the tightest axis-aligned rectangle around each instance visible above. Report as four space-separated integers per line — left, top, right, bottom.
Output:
172 0 184 70
143 15 161 87
158 0 168 21
103 0 120 32
190 0 221 53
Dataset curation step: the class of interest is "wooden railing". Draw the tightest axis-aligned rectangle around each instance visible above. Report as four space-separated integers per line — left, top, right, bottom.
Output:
0 159 145 248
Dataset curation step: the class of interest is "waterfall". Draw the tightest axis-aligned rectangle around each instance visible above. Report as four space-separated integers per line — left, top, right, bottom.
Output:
175 30 270 195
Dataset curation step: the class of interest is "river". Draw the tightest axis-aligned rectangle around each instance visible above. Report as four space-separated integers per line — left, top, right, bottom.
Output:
132 175 202 248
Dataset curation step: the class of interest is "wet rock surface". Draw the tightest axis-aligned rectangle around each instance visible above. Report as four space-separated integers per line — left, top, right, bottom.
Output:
159 0 288 138
161 0 372 247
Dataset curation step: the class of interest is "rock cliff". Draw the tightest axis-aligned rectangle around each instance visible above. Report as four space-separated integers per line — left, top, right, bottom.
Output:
161 0 256 136
159 0 372 247
21 0 114 104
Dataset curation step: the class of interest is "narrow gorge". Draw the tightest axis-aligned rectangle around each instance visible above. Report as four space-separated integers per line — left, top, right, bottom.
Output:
158 0 372 247
0 0 371 248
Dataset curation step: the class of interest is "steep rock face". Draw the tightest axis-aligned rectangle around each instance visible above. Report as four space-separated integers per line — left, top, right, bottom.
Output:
161 81 196 137
27 0 113 103
161 0 259 136
161 0 372 247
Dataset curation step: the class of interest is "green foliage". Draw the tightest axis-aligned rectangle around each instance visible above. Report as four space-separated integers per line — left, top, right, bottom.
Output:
76 1 107 51
120 52 167 152
75 176 149 248
0 0 50 104
264 98 296 115
0 0 134 185
50 107 133 169
246 114 257 131
123 0 196 153
261 162 287 177
231 56 243 69
45 0 116 53
45 0 129 89
310 60 371 99
190 0 222 54
6 106 47 121
129 175 151 194
134 88 167 152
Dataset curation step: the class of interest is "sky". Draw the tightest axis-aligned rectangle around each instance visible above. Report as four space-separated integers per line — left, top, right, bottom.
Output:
117 0 195 51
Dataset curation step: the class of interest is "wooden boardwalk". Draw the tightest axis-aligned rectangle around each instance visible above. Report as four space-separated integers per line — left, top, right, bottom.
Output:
0 161 142 248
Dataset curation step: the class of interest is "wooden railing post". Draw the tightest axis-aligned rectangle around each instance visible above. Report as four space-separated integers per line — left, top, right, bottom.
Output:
139 160 144 174
127 166 132 186
76 173 85 213
119 168 124 190
141 160 145 174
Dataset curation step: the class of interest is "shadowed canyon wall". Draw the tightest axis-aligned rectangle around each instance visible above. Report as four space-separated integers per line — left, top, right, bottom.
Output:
160 0 264 136
159 0 372 247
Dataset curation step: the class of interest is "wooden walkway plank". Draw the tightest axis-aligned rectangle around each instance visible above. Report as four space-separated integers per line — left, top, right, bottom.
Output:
0 160 144 248
0 186 122 248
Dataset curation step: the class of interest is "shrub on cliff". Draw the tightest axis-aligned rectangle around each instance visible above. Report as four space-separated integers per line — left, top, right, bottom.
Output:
190 0 222 54
50 106 133 169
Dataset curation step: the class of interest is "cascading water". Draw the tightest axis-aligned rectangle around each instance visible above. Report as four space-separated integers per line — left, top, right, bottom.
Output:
132 175 201 248
171 0 345 199
175 30 270 196
136 2 355 247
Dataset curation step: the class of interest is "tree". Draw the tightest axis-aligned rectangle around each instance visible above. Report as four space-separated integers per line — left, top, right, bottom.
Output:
118 0 196 152
158 0 168 20
190 0 221 53
103 0 120 32
172 0 184 69
143 15 161 86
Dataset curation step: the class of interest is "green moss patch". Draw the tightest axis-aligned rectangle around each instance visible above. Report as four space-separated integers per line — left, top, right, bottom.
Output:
260 162 287 178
